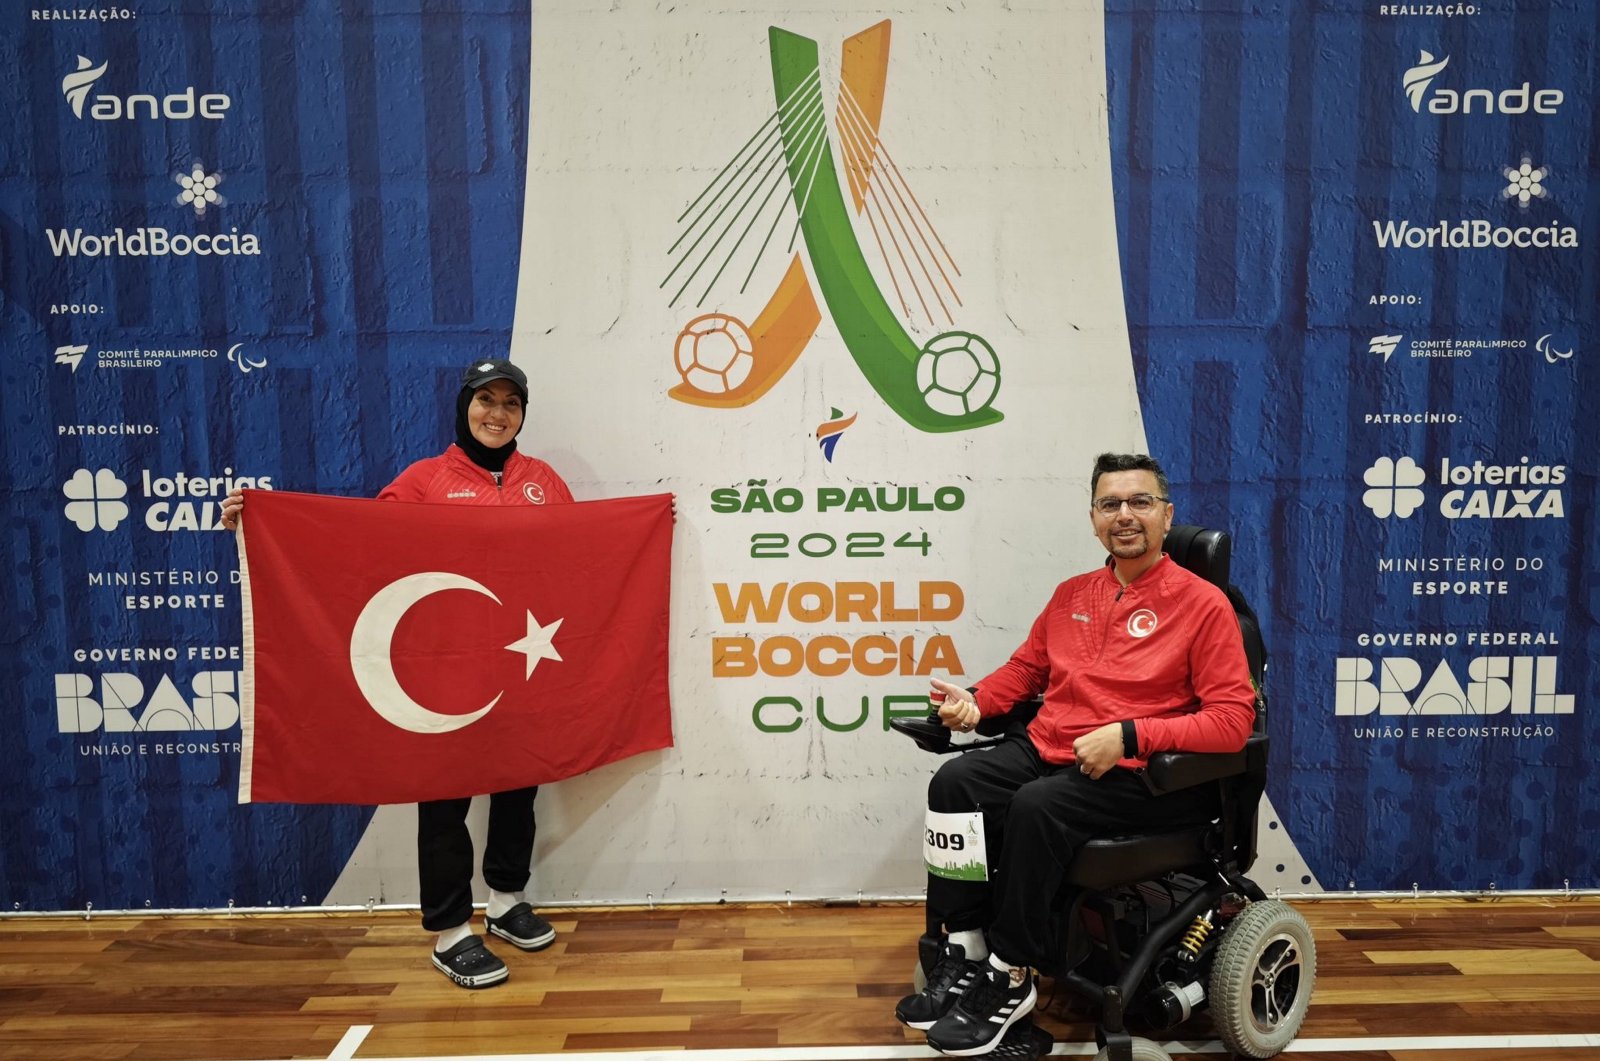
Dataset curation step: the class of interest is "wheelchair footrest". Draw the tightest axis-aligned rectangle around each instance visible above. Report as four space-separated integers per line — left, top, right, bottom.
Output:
986 1018 1054 1059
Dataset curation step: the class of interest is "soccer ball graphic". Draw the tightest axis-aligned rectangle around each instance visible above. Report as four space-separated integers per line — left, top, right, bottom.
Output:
674 313 755 394
915 331 1001 416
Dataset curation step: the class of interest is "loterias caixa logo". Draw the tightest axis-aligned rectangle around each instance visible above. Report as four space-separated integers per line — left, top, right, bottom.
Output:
663 21 1001 435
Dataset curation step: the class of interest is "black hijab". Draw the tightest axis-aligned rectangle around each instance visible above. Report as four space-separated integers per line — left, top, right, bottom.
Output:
454 384 525 473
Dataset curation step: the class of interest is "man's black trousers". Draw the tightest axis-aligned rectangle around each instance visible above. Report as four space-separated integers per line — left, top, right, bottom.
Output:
925 735 1219 968
417 786 539 932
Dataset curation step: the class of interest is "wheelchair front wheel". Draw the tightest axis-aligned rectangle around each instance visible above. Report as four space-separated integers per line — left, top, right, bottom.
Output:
1092 1036 1172 1061
1208 899 1316 1059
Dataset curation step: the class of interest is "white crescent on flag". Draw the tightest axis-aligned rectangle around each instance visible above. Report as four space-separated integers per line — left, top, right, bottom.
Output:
348 572 504 734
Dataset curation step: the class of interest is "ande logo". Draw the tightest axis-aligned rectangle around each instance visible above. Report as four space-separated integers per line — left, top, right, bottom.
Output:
1401 50 1563 115
61 55 231 120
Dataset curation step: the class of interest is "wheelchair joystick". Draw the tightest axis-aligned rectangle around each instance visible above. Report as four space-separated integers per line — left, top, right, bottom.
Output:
888 689 956 753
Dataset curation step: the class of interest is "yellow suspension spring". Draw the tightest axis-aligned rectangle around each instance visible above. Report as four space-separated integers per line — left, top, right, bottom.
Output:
1178 912 1214 959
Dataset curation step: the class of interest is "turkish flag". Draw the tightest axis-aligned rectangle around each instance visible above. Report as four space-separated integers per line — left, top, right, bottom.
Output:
238 490 674 804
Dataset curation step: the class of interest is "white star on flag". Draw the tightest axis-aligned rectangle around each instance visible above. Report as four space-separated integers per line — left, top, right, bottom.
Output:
505 611 564 679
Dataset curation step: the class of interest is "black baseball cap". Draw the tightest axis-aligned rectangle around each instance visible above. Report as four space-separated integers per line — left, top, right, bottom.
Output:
461 358 528 400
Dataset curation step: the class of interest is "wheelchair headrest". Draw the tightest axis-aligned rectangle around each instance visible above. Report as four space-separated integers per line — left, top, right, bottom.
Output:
1163 524 1230 591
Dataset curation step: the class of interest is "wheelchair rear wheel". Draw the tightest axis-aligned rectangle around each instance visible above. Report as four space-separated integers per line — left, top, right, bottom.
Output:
1092 1036 1171 1061
1208 899 1316 1058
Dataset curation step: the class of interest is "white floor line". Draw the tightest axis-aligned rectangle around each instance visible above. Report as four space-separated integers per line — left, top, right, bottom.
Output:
327 1025 372 1060
1283 1034 1600 1052
313 1028 1600 1060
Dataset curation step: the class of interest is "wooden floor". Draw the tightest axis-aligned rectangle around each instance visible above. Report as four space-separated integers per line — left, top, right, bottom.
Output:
3 899 1599 1061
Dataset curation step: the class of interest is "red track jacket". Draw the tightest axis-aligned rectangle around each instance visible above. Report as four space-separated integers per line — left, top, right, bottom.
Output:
973 555 1255 767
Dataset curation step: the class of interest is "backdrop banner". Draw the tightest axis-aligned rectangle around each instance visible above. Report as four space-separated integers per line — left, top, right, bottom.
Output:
2 0 1591 911
1106 0 1596 889
2 0 534 908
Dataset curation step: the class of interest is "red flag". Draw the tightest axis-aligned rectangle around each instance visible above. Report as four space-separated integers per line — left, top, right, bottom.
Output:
238 490 674 804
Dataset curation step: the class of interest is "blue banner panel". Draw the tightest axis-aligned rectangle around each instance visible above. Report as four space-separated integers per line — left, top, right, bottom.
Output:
1106 0 1597 888
1 0 531 909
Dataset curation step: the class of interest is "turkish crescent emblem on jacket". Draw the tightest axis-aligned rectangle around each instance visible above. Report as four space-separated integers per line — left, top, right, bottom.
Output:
524 483 545 504
1127 609 1158 638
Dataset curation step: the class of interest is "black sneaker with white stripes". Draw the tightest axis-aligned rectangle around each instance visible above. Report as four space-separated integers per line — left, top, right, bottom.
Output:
895 937 982 1030
925 960 1037 1057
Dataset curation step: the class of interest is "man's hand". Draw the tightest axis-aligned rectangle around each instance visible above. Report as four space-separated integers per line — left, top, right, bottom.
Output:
1071 722 1127 780
930 678 980 732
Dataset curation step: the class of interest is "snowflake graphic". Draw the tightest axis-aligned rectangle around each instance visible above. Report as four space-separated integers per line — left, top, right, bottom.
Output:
1502 158 1546 208
1361 456 1426 519
175 162 224 216
63 468 130 532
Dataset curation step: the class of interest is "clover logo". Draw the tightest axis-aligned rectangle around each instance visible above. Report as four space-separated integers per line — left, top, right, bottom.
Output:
1361 456 1426 519
63 468 130 532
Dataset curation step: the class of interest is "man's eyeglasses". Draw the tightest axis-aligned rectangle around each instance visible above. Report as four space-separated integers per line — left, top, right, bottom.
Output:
1091 493 1169 517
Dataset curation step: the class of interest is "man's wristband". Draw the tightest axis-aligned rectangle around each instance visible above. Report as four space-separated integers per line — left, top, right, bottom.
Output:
1120 720 1138 758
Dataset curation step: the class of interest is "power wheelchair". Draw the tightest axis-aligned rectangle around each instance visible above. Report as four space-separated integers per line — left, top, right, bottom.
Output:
892 525 1315 1061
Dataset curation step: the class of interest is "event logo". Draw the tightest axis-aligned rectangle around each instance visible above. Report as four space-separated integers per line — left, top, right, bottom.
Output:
1335 654 1572 717
350 573 563 734
174 162 224 216
1361 455 1565 519
61 466 273 532
60 55 106 116
60 55 232 120
1536 333 1574 363
1502 158 1547 208
54 343 88 371
1402 50 1449 110
1360 457 1426 518
56 671 241 733
1371 219 1577 249
226 343 267 373
63 468 130 531
815 408 857 462
1364 330 1562 363
46 227 260 257
1371 158 1573 248
1368 334 1403 361
663 21 1002 434
1401 50 1563 114
55 341 264 373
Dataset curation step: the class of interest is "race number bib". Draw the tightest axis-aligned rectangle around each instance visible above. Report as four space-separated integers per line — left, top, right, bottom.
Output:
924 810 988 881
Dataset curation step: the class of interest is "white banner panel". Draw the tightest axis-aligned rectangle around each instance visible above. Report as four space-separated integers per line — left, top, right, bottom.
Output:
331 0 1147 904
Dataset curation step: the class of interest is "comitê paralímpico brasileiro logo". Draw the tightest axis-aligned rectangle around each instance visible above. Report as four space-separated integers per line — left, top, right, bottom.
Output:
664 21 1002 434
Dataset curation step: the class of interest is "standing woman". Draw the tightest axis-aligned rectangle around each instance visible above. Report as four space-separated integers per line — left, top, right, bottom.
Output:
221 359 571 989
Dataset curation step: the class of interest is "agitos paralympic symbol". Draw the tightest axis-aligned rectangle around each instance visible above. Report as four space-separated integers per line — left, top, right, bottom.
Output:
664 21 1003 434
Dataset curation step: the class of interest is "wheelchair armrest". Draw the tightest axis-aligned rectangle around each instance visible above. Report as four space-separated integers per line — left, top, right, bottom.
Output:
889 698 1044 754
889 712 955 754
1139 749 1247 795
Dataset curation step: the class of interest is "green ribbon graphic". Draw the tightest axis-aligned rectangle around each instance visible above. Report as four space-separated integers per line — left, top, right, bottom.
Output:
768 28 1003 433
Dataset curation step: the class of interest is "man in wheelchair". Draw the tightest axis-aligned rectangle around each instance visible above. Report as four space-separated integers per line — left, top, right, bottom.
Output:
895 453 1258 1058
